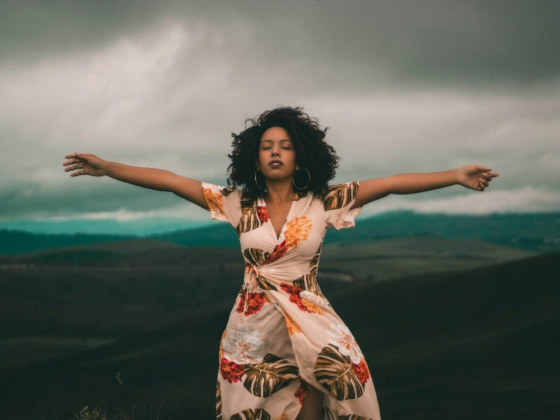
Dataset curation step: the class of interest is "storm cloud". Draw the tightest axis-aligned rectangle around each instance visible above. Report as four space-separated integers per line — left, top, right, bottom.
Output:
0 0 558 233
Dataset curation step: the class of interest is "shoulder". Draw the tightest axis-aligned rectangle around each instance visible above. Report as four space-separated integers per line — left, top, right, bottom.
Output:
323 181 360 210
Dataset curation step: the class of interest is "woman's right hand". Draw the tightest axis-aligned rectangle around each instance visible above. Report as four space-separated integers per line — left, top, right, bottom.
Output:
63 152 108 177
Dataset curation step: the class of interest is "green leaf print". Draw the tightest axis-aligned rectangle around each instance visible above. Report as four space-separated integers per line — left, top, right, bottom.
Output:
242 353 299 398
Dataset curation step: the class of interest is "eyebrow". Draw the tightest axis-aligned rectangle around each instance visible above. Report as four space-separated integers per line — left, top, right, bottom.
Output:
261 139 292 143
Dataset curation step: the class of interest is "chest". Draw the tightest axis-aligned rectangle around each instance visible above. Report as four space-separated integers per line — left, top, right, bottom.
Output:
265 201 293 240
238 195 327 261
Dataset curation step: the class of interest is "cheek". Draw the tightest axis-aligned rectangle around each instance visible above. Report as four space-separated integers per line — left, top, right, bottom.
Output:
288 151 297 165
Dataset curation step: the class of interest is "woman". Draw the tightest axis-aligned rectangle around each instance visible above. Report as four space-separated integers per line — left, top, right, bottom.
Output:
63 106 499 420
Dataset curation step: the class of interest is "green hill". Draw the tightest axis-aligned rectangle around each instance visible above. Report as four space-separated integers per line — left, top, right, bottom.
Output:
0 236 537 343
0 252 558 419
1 210 559 255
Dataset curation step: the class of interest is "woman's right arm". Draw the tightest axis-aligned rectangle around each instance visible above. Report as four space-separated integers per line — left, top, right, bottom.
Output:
63 152 209 210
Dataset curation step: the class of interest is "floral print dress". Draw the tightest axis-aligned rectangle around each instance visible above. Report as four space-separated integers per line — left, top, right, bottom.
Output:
202 181 381 420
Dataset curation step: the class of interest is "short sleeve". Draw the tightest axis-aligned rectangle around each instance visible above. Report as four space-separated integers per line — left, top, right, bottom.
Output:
201 181 242 228
323 181 363 230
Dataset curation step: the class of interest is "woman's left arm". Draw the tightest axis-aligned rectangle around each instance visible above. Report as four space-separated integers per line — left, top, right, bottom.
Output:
353 164 500 208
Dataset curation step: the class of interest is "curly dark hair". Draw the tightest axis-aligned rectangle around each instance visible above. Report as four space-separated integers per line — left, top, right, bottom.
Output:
225 106 341 202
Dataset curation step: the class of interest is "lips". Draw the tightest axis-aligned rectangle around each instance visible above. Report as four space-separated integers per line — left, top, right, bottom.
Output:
269 161 283 166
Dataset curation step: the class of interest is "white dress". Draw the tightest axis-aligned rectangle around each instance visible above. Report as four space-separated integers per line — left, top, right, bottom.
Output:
202 180 382 420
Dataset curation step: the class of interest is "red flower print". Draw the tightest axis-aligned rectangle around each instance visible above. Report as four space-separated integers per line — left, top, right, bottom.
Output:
280 283 314 313
294 377 310 404
219 357 245 383
236 289 246 312
236 291 266 316
267 241 288 263
257 206 269 222
351 359 370 384
236 293 244 313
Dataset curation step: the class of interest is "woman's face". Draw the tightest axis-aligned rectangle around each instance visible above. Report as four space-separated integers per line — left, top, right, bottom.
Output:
256 126 298 181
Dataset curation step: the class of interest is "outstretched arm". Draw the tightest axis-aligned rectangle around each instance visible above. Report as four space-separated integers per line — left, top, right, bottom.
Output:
63 152 209 210
353 164 499 209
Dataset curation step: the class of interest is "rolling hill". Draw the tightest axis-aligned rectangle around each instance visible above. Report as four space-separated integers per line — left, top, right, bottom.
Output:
0 252 558 419
1 210 559 255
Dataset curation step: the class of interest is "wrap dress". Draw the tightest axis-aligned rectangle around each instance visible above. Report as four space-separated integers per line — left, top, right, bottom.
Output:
202 180 381 420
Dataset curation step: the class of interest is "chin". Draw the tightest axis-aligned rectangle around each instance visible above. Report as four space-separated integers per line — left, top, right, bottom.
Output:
265 170 291 179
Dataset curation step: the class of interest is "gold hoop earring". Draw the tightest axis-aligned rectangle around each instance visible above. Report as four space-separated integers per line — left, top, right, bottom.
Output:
293 167 311 190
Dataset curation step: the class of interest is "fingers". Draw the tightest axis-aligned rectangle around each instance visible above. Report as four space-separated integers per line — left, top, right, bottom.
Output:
62 158 82 167
479 168 499 186
476 177 489 191
63 152 87 177
481 172 499 184
63 152 88 162
63 152 82 165
64 163 84 173
477 166 499 175
471 166 500 191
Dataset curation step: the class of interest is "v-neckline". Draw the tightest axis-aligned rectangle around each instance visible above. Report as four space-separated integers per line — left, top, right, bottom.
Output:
260 193 296 242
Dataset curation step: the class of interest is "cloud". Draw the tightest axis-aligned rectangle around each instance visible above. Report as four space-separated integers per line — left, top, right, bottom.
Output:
366 186 560 215
0 0 559 229
2 0 560 87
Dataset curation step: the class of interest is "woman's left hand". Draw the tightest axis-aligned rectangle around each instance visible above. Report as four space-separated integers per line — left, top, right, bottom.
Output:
456 164 499 191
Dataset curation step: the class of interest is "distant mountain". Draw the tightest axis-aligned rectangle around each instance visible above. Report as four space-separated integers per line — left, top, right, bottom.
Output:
1 210 559 256
0 252 558 419
0 229 138 256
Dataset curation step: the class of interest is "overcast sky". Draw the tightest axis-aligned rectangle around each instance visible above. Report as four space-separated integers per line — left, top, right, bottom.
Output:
1 0 559 235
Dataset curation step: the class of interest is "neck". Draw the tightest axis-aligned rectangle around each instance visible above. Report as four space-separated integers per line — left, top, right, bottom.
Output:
264 187 295 204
